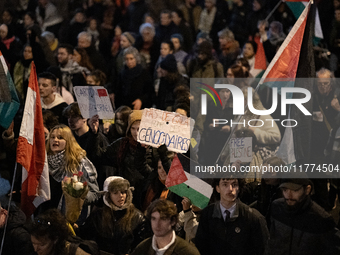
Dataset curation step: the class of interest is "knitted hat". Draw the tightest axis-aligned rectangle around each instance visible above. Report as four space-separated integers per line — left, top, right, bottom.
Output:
126 110 143 135
160 54 177 72
122 32 135 45
196 32 210 42
171 33 184 46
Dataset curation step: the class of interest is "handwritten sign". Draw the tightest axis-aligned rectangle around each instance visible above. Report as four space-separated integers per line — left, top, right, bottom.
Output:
73 86 114 119
137 108 195 153
230 137 252 163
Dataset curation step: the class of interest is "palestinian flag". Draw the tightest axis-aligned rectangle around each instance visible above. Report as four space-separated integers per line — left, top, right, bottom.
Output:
165 154 213 209
285 0 323 44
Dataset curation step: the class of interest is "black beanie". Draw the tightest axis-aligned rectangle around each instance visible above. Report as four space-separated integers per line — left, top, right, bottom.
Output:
160 54 177 72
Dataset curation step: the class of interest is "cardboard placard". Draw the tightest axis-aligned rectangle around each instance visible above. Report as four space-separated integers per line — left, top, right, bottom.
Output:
230 137 252 163
73 86 114 119
137 108 195 153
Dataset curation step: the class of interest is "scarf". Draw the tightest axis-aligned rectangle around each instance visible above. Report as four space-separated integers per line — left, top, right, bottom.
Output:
2 36 15 50
198 7 216 34
48 150 67 182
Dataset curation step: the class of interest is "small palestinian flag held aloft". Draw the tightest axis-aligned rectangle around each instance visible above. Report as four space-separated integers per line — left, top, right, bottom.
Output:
165 154 213 209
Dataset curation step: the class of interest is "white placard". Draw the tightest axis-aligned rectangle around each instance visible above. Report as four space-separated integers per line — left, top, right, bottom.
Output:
230 137 252 163
137 108 195 153
73 86 114 119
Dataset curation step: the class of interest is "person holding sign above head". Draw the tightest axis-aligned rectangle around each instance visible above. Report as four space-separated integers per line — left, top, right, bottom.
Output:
195 177 269 255
88 110 152 209
63 102 113 189
113 46 154 110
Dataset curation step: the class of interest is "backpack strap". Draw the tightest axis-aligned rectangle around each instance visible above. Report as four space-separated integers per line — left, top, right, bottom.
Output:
212 61 218 77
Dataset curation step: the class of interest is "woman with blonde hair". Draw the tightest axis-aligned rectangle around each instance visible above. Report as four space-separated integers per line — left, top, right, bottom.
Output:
80 176 148 255
43 124 99 222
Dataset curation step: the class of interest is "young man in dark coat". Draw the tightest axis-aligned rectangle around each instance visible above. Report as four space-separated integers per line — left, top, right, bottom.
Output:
131 199 200 255
195 178 269 255
265 178 340 255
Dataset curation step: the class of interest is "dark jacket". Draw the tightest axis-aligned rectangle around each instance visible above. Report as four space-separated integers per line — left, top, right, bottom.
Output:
0 205 34 255
80 206 147 255
134 36 160 76
122 0 148 34
155 22 179 43
89 137 150 187
156 73 188 110
88 136 151 209
74 129 113 189
115 64 153 109
84 45 108 74
311 88 340 159
229 3 249 47
131 235 200 255
265 197 340 255
195 200 269 255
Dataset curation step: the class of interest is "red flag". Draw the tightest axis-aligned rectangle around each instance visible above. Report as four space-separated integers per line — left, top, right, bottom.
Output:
254 36 267 70
260 2 310 80
165 154 188 187
17 62 50 217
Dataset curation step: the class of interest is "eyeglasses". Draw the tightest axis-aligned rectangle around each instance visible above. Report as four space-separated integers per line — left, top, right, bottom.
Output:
34 219 51 226
317 81 331 87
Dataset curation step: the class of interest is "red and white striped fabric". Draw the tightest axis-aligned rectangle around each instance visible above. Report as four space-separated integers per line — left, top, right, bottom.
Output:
16 62 50 217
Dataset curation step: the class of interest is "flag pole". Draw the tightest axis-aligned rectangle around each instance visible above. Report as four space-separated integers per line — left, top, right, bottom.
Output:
265 0 283 22
0 162 18 255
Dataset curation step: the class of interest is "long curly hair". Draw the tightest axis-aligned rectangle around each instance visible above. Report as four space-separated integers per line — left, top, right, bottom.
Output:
46 124 86 174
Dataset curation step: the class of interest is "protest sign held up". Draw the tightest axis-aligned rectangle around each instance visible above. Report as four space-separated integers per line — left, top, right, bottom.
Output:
230 137 252 163
73 86 114 119
137 108 195 153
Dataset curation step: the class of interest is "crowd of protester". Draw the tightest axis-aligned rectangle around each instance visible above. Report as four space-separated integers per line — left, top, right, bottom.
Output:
1 0 340 254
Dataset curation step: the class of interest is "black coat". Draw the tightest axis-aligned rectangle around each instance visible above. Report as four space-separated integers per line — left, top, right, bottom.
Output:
0 205 34 255
80 206 148 255
85 45 108 74
156 73 188 110
134 36 160 76
265 197 340 255
74 129 113 190
195 200 269 255
115 64 153 109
